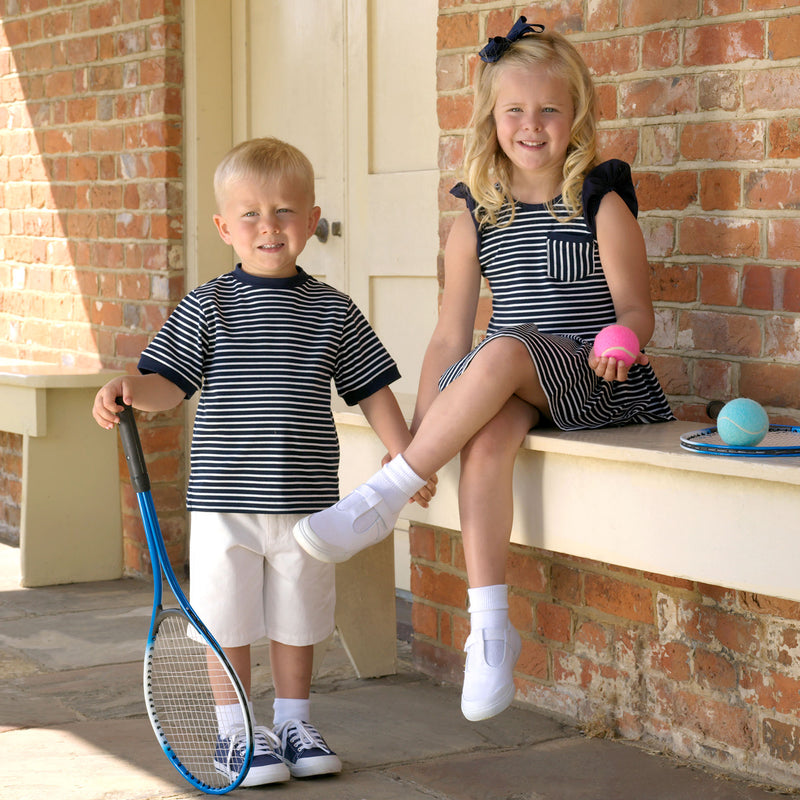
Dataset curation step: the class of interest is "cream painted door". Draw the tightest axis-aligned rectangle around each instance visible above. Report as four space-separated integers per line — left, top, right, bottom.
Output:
236 0 439 395
240 0 346 290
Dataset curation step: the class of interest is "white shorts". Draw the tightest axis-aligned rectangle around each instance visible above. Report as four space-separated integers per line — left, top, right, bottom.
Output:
188 511 335 649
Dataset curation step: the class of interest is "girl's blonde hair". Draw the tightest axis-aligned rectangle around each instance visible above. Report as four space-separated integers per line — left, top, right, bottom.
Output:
214 137 316 210
463 30 598 228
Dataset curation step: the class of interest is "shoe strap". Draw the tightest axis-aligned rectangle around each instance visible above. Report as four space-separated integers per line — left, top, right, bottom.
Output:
352 485 394 533
465 626 508 650
354 483 383 510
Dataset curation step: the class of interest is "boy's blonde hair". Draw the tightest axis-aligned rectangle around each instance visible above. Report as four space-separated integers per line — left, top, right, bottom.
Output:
463 30 598 228
214 137 316 210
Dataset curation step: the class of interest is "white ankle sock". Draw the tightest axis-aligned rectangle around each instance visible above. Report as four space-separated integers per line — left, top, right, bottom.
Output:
468 585 509 667
216 702 247 736
273 697 311 726
366 454 426 513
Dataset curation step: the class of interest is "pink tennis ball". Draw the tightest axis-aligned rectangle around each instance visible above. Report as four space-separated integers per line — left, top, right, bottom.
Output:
593 325 639 367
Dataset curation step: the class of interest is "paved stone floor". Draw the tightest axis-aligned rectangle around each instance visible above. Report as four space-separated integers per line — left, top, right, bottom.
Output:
0 543 794 799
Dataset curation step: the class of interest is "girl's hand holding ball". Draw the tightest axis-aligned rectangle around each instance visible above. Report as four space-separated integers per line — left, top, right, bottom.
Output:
593 324 639 366
590 324 645 382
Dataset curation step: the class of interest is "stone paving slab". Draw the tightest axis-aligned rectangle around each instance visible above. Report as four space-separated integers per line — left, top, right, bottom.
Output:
0 544 792 800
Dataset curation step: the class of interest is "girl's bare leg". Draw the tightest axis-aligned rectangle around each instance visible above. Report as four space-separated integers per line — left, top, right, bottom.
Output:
458 395 540 588
403 337 549 480
457 396 539 721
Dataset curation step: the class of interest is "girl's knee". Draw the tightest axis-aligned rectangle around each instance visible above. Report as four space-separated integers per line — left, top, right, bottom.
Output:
470 337 539 387
479 335 529 365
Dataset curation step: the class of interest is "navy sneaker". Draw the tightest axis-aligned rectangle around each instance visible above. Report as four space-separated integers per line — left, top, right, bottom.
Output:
274 719 342 778
214 725 290 786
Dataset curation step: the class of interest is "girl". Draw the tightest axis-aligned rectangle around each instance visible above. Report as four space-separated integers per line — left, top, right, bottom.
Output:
293 19 674 722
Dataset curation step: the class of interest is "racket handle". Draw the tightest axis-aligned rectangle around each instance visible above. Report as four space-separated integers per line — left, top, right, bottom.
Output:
116 398 151 493
706 400 725 421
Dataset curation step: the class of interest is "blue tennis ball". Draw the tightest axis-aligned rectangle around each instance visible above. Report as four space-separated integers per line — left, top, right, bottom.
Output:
716 398 769 446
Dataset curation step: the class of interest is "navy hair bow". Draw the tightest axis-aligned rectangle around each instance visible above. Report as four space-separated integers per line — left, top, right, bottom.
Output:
478 16 545 63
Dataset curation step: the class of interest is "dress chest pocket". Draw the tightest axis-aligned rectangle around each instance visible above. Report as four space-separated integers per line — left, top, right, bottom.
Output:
546 230 597 283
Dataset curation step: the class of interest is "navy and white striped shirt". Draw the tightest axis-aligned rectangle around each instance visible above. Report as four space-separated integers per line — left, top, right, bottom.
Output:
139 266 400 514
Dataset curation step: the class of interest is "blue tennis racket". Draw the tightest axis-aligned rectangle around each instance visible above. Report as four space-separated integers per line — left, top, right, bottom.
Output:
680 400 800 457
117 401 253 793
680 425 800 457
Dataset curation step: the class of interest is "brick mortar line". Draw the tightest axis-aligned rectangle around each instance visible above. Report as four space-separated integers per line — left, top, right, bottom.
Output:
434 61 800 80
0 12 181 28
2 44 184 60
435 6 797 26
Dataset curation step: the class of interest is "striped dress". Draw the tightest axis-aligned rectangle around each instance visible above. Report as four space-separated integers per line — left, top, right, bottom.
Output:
439 160 674 430
138 266 400 514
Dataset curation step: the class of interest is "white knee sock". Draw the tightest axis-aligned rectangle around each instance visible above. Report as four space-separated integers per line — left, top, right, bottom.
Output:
468 585 509 667
366 454 426 513
273 697 311 726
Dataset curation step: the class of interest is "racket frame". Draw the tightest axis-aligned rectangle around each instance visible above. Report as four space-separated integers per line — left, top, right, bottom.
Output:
118 402 253 794
680 424 800 457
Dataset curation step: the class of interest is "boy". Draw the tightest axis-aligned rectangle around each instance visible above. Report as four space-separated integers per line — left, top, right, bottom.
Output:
93 138 434 786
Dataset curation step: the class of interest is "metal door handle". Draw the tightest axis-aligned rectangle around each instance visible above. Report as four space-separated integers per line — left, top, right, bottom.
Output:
314 219 342 243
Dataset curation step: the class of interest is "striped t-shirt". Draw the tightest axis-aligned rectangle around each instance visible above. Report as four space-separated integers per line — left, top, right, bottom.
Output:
138 266 400 514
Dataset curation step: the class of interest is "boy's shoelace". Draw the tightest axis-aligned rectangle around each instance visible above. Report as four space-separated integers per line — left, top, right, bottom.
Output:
277 720 332 753
220 725 281 767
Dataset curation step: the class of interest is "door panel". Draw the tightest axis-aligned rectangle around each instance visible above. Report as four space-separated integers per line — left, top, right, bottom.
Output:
368 0 437 175
245 0 346 289
237 0 438 393
358 0 439 393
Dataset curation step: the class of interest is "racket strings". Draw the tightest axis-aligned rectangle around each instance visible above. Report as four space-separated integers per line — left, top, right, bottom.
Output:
691 429 800 447
146 613 246 789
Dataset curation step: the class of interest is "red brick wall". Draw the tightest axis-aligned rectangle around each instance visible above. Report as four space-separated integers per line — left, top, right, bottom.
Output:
0 0 187 572
410 523 800 787
437 2 800 425
428 2 800 788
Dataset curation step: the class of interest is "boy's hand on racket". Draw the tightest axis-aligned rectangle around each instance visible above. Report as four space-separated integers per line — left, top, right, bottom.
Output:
93 374 182 429
92 378 132 429
588 350 649 383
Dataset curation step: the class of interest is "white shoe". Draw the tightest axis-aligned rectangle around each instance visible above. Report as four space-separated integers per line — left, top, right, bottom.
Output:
461 622 521 722
293 484 401 563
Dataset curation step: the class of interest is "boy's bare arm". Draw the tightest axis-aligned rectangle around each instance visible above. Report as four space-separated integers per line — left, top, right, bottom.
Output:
357 386 437 507
358 386 412 458
93 373 185 429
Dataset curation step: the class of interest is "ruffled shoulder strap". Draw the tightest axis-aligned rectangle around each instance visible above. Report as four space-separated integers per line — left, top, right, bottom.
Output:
450 182 481 234
450 181 473 205
581 159 638 236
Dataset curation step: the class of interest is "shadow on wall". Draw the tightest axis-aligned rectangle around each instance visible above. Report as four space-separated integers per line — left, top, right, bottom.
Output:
0 7 184 369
